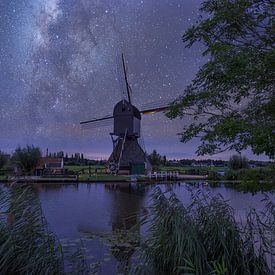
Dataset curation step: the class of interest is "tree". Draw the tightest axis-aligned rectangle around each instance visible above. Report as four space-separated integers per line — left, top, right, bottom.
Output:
167 0 274 158
228 154 249 170
148 150 162 166
161 155 167 165
0 151 7 169
13 145 42 175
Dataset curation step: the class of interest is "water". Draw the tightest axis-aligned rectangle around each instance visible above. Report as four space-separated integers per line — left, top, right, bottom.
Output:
32 182 274 273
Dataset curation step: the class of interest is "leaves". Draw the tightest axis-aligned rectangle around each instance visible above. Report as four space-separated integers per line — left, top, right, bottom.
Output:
12 145 42 174
167 0 275 158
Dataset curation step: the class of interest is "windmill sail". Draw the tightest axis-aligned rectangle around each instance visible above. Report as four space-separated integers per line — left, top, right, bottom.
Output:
80 115 114 129
140 99 171 115
121 53 132 103
81 118 114 129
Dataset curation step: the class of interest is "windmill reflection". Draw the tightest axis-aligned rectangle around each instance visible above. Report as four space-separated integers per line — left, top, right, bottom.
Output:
105 182 147 272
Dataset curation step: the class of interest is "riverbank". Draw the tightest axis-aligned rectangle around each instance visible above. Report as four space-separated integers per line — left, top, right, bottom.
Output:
0 174 208 184
1 174 274 193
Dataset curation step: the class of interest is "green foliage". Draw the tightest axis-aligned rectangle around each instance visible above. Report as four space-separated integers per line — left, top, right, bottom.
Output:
0 187 63 274
13 145 42 175
167 0 275 158
148 150 166 167
228 154 249 170
0 151 7 170
225 167 275 182
138 188 273 274
207 170 222 180
0 186 93 274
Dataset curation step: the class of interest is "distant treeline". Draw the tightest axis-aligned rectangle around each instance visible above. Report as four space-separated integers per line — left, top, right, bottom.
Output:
44 151 106 166
43 150 272 168
161 158 271 168
147 150 272 168
1 148 272 168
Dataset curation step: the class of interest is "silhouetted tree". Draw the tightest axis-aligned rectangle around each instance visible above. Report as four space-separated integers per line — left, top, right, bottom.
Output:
13 145 42 175
161 155 167 165
228 154 249 170
0 151 7 169
148 150 162 166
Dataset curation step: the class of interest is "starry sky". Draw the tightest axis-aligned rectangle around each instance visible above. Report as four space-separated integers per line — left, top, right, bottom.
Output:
0 0 267 160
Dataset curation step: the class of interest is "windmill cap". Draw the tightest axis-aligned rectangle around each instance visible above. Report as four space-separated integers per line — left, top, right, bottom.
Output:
113 100 141 119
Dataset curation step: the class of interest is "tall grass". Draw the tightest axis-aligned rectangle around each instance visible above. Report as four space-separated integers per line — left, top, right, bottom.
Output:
138 187 274 274
0 186 273 274
0 186 64 274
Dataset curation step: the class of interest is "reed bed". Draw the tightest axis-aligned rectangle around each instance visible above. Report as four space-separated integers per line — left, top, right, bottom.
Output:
137 187 274 274
0 186 274 274
0 187 64 274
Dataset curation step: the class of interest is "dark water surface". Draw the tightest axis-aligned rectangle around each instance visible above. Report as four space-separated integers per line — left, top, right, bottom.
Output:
34 182 274 274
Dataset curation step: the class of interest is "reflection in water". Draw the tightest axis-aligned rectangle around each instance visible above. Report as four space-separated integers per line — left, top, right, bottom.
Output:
105 183 146 272
35 182 274 274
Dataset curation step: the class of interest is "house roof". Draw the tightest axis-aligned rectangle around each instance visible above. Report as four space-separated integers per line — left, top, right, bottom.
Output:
43 157 63 163
35 157 63 169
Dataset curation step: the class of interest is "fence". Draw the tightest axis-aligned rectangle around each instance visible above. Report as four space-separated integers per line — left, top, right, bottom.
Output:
148 171 179 180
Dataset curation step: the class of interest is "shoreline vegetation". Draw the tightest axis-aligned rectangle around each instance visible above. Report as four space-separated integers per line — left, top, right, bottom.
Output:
1 164 274 193
0 186 273 274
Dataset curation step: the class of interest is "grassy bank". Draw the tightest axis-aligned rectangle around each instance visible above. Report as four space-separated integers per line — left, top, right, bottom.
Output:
207 167 275 192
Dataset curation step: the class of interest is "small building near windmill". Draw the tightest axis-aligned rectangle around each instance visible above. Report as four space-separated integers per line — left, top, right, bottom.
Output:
35 157 64 176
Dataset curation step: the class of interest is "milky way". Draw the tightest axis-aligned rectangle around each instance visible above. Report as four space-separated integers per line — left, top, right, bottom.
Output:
0 0 264 160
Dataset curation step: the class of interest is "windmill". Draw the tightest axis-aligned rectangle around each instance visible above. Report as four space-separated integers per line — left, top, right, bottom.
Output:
80 54 170 175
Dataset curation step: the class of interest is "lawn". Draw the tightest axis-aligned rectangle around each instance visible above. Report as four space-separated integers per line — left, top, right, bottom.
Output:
158 165 228 173
64 165 105 174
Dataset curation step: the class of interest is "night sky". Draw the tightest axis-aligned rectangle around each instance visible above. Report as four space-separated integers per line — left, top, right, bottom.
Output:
0 0 266 160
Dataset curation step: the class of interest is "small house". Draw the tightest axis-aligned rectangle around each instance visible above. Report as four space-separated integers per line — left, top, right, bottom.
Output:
35 158 64 176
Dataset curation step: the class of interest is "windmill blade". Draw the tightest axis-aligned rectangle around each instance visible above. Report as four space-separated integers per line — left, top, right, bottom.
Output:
140 99 172 115
81 117 114 130
140 98 172 109
121 53 132 104
80 114 113 126
117 55 126 100
140 106 169 115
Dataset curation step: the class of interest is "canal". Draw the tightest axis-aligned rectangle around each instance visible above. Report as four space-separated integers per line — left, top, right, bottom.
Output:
33 182 274 274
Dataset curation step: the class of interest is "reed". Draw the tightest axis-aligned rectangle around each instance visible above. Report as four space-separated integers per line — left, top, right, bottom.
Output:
0 186 64 274
0 186 273 274
138 187 274 274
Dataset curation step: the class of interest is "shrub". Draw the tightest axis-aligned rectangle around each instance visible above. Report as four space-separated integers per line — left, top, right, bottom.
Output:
207 171 221 181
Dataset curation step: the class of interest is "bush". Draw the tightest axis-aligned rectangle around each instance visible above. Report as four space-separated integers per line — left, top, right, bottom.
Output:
207 171 222 181
224 169 241 180
225 167 275 183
